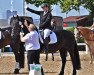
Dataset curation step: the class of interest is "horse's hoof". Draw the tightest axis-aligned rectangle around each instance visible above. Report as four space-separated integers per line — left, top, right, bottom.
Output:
90 62 94 64
45 59 47 61
52 58 54 61
58 72 64 75
58 74 64 75
90 61 93 64
14 69 19 74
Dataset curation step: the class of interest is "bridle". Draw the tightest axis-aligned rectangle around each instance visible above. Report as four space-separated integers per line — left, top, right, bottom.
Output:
75 27 81 38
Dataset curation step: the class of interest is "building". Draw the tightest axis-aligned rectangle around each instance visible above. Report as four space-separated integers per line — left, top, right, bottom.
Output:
6 10 17 19
0 19 8 28
63 16 92 27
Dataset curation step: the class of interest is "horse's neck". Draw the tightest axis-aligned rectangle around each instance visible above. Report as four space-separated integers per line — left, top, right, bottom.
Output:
80 28 90 36
80 28 94 40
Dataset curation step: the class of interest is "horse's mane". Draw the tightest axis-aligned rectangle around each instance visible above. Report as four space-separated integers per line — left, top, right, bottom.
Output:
19 16 33 24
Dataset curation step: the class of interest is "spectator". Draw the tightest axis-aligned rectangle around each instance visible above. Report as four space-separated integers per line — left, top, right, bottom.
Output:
20 24 44 75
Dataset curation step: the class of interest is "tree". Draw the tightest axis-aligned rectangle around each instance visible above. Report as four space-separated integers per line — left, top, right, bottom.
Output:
59 0 94 25
81 0 94 25
25 0 58 6
25 0 94 25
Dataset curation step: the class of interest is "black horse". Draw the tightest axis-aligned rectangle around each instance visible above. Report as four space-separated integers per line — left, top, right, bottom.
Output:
20 16 81 75
0 15 34 74
0 15 21 74
0 15 81 75
41 30 81 75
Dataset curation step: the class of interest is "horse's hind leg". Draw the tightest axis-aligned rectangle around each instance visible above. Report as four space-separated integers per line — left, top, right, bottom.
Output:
90 50 94 64
46 52 54 61
52 53 54 61
45 53 48 61
59 48 67 75
19 42 25 68
68 49 77 75
68 44 81 75
89 50 93 64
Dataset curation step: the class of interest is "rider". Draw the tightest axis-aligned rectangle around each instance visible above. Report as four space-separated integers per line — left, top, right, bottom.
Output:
26 3 52 53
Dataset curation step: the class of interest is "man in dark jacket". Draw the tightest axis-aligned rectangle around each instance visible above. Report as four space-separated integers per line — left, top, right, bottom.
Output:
26 3 52 54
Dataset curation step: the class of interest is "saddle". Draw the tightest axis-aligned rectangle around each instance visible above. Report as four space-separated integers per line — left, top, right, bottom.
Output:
39 30 57 44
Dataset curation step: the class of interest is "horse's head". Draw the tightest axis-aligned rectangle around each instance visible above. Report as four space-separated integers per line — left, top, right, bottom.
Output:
10 15 21 36
18 16 34 35
74 26 92 42
74 27 81 42
77 27 91 36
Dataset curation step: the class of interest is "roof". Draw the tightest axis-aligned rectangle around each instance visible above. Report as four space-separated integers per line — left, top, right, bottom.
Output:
63 16 87 22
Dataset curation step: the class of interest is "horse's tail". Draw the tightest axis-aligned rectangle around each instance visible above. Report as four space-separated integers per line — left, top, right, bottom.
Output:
74 40 81 70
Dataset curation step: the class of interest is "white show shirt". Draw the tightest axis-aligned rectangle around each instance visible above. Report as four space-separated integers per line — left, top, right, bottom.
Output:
22 30 40 51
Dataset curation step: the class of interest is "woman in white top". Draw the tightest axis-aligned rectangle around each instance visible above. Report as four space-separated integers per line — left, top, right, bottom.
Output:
20 24 44 75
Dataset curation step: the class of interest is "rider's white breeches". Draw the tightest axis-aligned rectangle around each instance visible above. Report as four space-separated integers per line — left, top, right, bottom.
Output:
44 29 51 39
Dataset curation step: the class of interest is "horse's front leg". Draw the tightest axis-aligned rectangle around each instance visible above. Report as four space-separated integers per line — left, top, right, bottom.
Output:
11 45 20 74
13 51 20 74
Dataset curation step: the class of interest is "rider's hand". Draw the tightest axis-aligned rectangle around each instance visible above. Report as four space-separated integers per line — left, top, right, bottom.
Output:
25 5 27 9
26 7 30 11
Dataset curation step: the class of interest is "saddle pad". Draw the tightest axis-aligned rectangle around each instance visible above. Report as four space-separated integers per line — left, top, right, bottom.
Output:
39 31 57 44
49 32 57 44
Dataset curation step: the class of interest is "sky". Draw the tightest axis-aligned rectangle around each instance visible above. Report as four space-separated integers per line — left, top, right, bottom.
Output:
0 0 90 19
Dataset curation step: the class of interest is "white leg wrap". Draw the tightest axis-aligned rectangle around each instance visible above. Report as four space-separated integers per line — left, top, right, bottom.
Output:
15 62 20 69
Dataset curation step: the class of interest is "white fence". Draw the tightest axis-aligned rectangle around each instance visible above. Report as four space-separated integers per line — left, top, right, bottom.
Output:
77 43 89 54
1 43 89 54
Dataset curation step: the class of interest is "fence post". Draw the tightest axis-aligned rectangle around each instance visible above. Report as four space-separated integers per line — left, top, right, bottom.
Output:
85 44 89 54
77 43 88 54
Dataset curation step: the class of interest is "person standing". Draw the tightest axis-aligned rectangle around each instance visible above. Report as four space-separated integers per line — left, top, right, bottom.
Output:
20 24 44 75
26 3 52 54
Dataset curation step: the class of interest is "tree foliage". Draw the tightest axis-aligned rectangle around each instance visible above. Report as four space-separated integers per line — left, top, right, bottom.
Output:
25 0 81 12
25 0 59 6
25 0 94 12
25 0 94 25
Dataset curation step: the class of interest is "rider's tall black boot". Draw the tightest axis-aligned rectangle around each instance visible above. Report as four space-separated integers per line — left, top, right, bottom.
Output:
44 37 50 54
44 37 50 61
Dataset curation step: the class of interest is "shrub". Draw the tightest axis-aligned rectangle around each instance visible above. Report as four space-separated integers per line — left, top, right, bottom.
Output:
64 27 85 50
65 27 74 33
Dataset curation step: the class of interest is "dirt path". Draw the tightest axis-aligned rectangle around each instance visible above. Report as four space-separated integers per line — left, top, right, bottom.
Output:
0 51 94 75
